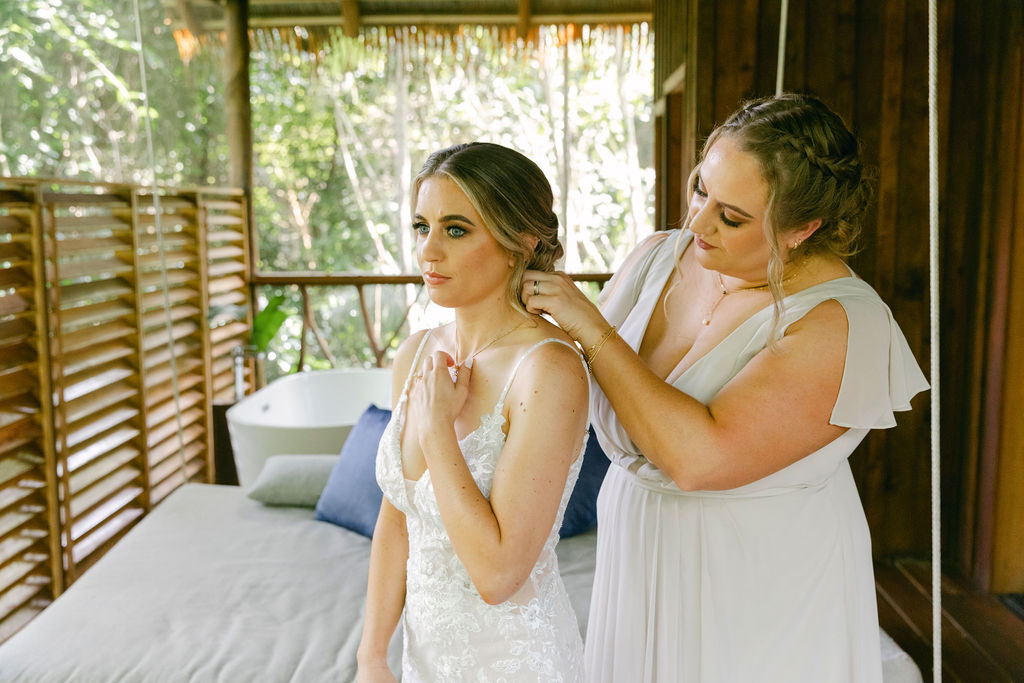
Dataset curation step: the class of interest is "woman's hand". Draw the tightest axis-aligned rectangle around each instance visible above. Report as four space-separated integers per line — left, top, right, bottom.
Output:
356 660 397 683
408 350 471 446
522 270 611 348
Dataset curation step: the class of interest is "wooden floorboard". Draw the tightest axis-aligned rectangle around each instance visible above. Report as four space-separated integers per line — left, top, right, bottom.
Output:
875 558 1024 682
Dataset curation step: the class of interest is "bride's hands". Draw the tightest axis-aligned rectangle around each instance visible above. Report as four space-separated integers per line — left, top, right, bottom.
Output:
521 270 610 348
408 350 472 446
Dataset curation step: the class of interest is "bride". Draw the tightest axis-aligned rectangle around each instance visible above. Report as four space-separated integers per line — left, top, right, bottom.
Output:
357 142 589 682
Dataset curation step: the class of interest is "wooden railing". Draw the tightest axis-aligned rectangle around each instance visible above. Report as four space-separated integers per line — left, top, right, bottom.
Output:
251 272 613 371
0 178 251 640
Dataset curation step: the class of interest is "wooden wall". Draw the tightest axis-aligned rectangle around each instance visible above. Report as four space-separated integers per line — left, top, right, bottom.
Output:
652 0 1024 589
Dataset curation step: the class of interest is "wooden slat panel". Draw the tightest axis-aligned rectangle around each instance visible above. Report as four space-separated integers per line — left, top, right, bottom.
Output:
144 375 204 409
147 424 205 464
56 237 132 255
142 320 200 350
208 275 246 295
0 242 30 262
58 298 134 329
146 407 204 449
55 257 133 281
64 384 137 424
0 266 32 289
205 213 244 226
69 466 143 520
138 268 194 289
65 406 139 450
137 249 198 269
209 290 246 308
207 260 245 278
200 199 243 211
62 340 135 376
147 389 204 426
207 230 244 243
65 425 140 473
0 345 36 374
142 341 198 371
149 458 205 505
53 214 130 231
140 286 198 310
60 320 133 354
133 214 195 230
141 304 201 329
59 278 134 307
69 497 143 565
0 215 30 233
61 363 134 403
0 370 38 406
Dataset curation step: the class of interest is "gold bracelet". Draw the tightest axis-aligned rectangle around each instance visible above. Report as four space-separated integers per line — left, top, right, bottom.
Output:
584 325 617 369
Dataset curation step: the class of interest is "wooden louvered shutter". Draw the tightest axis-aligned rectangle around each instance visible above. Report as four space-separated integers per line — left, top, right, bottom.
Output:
0 184 60 640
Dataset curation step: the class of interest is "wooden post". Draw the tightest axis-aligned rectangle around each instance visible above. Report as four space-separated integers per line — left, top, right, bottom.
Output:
223 0 257 380
341 0 361 38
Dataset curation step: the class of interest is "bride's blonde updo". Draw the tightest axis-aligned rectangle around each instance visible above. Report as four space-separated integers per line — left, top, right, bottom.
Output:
413 142 563 315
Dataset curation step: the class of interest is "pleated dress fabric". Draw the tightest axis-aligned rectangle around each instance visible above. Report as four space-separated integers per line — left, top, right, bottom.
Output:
585 230 929 683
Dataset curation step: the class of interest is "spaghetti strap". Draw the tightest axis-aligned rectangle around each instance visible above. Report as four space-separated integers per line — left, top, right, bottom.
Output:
494 338 585 412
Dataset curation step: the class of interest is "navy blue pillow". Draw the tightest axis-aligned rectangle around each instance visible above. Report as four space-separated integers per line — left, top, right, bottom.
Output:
315 404 391 538
559 426 610 537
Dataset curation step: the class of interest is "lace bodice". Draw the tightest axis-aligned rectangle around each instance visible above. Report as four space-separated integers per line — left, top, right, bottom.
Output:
376 333 586 682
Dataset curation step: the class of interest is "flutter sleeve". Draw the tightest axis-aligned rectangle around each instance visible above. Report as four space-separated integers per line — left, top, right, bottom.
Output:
830 293 930 429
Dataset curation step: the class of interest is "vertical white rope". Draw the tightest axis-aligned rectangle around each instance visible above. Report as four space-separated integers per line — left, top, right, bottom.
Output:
928 0 942 679
132 0 189 483
775 0 790 95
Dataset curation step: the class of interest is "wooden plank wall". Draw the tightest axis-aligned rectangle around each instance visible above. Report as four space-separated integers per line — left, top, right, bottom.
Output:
652 0 1023 586
0 179 252 638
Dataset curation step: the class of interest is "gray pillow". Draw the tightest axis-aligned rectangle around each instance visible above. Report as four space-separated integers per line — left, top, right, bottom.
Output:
247 454 339 507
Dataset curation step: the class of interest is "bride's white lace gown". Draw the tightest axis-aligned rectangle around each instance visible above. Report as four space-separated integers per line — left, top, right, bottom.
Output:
376 333 586 682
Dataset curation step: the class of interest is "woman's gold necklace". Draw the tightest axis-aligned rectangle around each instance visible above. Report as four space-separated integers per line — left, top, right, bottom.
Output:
701 271 777 326
454 319 527 369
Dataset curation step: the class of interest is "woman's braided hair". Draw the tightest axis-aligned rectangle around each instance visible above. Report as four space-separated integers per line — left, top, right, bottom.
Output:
413 142 563 315
704 92 874 263
684 93 874 339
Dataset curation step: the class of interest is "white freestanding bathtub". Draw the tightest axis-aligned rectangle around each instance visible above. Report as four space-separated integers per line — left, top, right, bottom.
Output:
226 368 393 487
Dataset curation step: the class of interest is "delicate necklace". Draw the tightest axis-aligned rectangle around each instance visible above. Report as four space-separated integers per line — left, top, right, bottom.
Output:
701 272 775 326
454 319 527 368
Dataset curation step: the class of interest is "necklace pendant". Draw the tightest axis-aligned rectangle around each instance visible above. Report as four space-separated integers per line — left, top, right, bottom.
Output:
448 364 461 382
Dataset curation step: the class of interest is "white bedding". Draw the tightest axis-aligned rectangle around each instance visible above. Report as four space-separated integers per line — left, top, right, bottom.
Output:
0 484 597 683
0 483 919 682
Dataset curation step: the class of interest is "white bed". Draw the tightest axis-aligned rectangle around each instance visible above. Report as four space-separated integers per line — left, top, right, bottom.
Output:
0 483 920 682
0 484 596 682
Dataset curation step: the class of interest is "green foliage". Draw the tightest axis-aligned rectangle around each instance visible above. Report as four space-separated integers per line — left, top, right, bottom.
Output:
0 0 226 184
5 4 654 379
250 294 290 353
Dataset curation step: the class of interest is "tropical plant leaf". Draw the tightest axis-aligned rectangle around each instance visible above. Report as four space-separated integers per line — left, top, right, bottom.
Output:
251 294 289 352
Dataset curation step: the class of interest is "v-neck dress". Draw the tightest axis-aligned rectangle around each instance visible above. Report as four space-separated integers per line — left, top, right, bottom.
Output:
376 332 587 682
585 230 929 682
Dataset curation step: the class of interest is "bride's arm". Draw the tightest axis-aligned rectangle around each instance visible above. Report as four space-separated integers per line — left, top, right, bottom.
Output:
413 342 588 605
357 333 424 680
356 500 406 681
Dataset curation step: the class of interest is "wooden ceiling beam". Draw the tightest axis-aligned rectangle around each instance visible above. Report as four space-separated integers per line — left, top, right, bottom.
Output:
183 13 651 31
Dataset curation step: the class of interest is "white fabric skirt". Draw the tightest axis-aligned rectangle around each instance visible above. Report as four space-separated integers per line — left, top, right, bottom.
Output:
583 463 884 683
